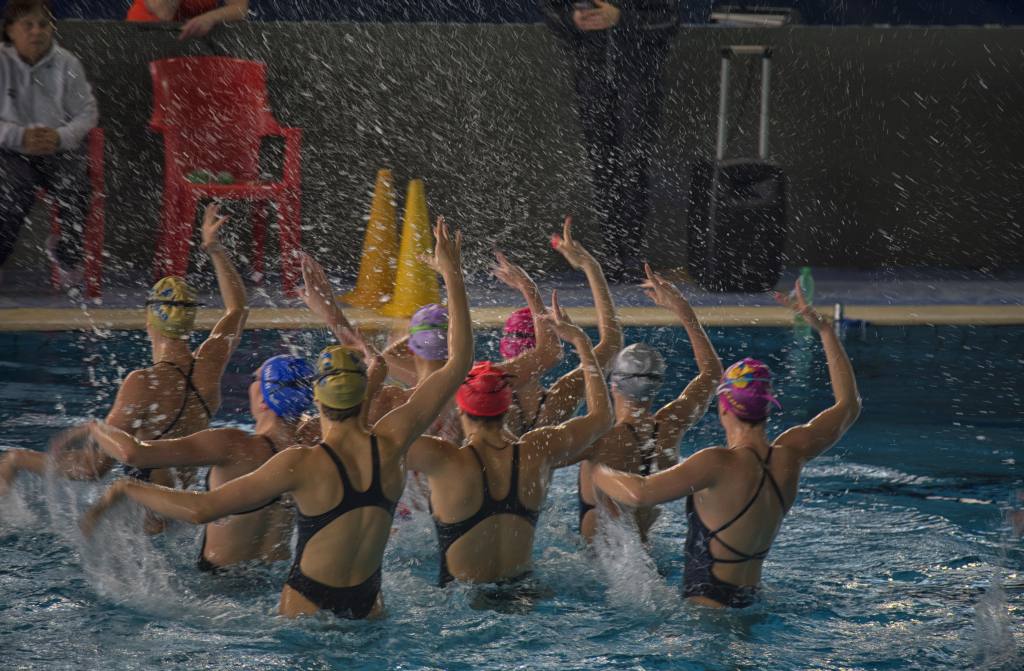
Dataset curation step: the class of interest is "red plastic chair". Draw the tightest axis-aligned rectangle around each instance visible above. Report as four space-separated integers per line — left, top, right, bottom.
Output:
148 57 302 294
40 127 106 299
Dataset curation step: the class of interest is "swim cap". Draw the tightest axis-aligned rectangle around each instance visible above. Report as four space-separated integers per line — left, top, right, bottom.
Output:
146 276 198 339
717 358 782 423
610 343 666 401
408 303 449 361
259 355 315 420
313 345 368 410
456 361 513 417
500 307 536 359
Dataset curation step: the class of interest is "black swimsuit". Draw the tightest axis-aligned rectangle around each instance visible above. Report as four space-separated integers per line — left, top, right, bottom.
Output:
284 435 397 619
197 435 282 574
432 443 540 586
578 423 661 531
683 445 789 608
123 359 212 481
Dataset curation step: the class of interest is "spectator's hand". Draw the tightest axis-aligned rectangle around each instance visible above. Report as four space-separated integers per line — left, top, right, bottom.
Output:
22 127 60 155
575 0 621 31
178 14 216 40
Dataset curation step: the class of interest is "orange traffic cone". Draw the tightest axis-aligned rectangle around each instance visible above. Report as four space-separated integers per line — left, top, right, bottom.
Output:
380 179 439 317
342 169 398 308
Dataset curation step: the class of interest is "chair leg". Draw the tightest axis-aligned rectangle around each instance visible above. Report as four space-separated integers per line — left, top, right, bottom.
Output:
47 198 60 291
155 188 177 280
252 201 267 283
278 192 302 297
169 192 197 278
84 194 105 299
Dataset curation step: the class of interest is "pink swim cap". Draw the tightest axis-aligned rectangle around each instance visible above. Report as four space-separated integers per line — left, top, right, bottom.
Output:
500 307 536 359
717 358 782 423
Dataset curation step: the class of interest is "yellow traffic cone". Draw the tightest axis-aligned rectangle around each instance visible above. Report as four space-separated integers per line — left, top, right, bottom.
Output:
380 179 439 317
342 169 398 308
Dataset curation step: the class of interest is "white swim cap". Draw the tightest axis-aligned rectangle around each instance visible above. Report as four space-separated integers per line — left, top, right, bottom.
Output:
610 343 666 401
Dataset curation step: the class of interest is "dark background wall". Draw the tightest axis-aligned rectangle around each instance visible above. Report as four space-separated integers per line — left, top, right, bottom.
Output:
52 1 1024 25
41 21 1024 282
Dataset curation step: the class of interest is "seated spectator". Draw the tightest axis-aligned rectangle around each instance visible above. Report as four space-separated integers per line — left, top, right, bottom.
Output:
0 0 98 288
126 0 249 41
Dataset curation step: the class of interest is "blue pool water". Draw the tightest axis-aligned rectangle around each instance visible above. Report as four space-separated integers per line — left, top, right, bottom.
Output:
1 325 1022 670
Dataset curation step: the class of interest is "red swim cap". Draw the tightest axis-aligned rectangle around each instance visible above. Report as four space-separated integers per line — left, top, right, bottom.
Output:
456 361 513 417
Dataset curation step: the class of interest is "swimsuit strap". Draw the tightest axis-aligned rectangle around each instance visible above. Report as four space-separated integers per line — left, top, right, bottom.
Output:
466 445 490 498
704 446 785 562
261 434 279 455
625 421 660 476
507 442 522 503
152 359 212 439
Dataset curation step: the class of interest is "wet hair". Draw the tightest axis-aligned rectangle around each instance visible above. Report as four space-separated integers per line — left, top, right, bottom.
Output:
320 403 362 423
463 411 506 427
3 0 52 42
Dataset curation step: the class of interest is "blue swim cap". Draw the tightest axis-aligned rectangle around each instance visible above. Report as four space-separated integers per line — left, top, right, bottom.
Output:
259 355 315 419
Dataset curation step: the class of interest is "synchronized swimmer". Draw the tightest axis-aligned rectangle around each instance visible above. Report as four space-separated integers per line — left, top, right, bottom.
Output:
1 214 861 619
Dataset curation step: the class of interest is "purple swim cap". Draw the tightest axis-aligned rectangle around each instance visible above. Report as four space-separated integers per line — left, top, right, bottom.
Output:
500 307 536 359
717 358 782 423
408 303 448 361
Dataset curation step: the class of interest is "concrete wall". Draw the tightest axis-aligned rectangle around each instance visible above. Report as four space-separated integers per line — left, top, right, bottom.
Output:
23 21 1024 281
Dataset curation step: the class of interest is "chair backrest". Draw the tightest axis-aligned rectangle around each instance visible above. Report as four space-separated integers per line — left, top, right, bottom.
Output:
149 57 280 180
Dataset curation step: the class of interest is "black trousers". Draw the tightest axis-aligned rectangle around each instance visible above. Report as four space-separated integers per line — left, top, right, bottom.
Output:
569 30 671 272
0 148 89 268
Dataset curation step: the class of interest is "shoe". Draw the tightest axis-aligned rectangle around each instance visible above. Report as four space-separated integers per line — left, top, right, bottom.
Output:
45 233 83 291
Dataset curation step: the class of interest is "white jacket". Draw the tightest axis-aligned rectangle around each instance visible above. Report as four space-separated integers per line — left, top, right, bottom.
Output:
0 42 98 152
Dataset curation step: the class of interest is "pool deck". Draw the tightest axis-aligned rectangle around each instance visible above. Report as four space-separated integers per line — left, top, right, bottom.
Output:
1 268 1023 331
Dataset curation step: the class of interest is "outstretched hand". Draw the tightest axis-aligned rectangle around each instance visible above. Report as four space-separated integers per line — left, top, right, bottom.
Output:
551 216 595 271
298 252 337 319
432 216 463 277
201 203 228 249
492 250 535 293
539 289 587 345
640 263 687 309
774 279 829 331
80 480 127 537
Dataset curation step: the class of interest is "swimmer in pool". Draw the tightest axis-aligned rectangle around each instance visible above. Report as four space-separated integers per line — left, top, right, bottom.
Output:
593 280 861 608
577 265 722 543
498 216 623 436
85 354 317 572
0 204 246 525
82 218 472 620
407 291 612 588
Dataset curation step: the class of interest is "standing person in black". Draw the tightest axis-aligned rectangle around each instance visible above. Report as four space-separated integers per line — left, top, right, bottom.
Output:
540 0 678 281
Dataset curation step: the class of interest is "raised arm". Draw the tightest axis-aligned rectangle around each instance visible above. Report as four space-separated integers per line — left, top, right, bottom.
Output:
374 218 473 451
379 336 419 387
591 447 725 508
195 204 248 362
772 282 861 462
493 251 562 384
535 216 623 426
299 252 357 345
527 291 613 469
88 422 246 470
648 265 723 438
82 446 305 535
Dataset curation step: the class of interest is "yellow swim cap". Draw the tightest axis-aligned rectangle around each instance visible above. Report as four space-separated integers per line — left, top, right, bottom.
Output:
313 345 368 410
146 276 198 339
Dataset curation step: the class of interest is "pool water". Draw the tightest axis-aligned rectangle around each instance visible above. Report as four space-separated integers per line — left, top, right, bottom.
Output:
1 325 1021 670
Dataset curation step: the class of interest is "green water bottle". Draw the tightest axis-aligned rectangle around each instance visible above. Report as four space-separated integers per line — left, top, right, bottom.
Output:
794 266 815 331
